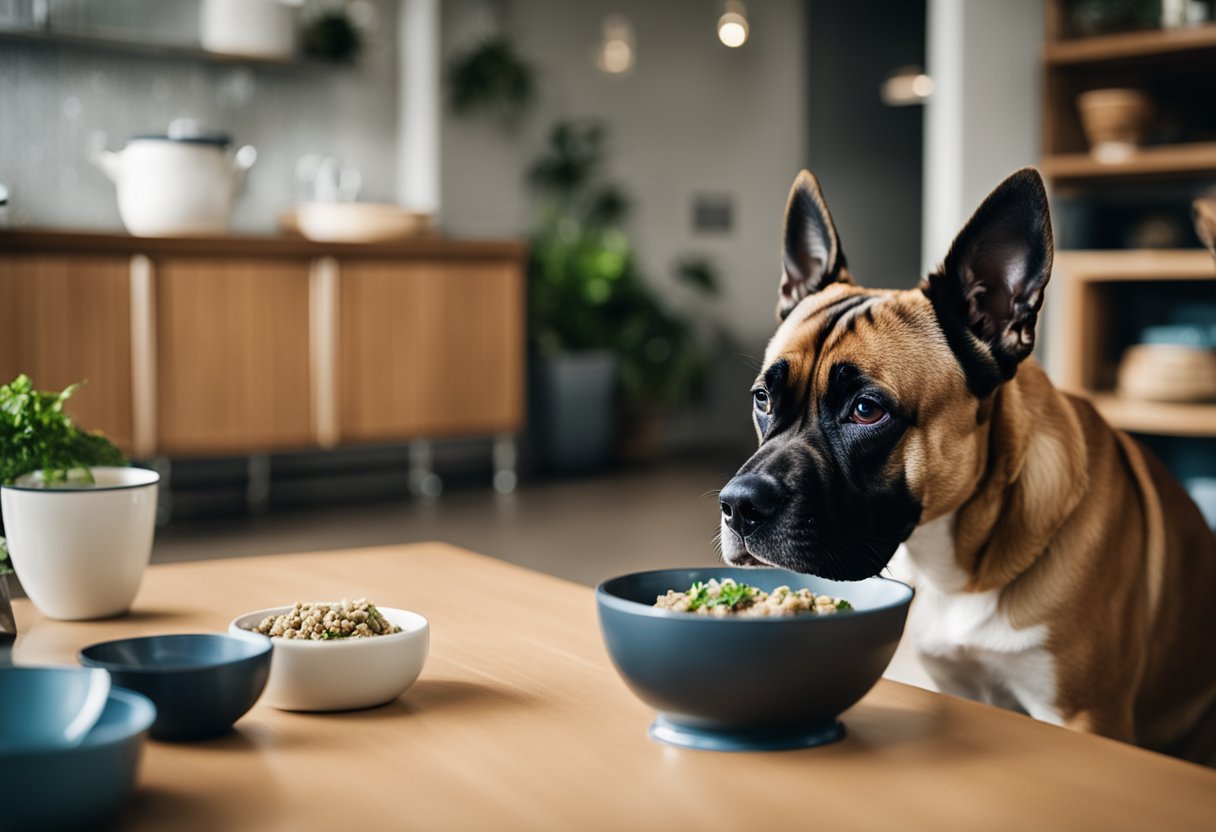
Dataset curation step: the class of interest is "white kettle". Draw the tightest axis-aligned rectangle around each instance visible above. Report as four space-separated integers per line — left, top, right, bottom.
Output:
89 119 257 237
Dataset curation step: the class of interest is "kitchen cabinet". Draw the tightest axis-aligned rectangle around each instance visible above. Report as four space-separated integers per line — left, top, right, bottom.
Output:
338 259 524 442
154 256 315 455
0 253 136 450
0 231 527 463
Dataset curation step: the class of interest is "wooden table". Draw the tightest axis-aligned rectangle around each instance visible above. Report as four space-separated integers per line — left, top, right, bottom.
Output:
10 544 1216 831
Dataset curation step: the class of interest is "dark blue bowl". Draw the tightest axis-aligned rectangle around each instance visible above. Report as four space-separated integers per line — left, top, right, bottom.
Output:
596 567 913 751
1 680 155 829
79 633 271 741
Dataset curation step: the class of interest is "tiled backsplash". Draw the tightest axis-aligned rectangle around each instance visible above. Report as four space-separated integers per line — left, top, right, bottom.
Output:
0 0 399 233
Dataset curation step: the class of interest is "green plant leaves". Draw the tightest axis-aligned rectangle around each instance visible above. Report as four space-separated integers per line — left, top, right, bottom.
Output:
447 36 536 125
526 120 722 406
0 375 126 485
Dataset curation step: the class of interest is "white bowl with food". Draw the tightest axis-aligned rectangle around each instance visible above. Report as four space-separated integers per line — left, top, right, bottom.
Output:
229 600 429 712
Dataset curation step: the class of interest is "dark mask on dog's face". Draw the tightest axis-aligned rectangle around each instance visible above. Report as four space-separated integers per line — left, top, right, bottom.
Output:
719 168 1054 580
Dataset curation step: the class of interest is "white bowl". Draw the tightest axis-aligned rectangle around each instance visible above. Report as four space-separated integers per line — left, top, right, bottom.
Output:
1 467 159 620
295 202 432 243
228 605 429 711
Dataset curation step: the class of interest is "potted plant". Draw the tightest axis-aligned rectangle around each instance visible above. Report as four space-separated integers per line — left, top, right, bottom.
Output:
447 35 536 127
0 375 159 620
526 121 719 471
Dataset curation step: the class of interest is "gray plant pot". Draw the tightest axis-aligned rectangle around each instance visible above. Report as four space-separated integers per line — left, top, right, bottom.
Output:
530 350 618 474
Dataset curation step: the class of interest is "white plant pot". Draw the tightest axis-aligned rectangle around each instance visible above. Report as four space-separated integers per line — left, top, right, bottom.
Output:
1 467 159 621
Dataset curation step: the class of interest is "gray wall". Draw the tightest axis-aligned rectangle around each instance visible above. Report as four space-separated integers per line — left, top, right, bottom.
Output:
439 0 808 349
0 0 399 233
806 0 926 290
923 0 1044 272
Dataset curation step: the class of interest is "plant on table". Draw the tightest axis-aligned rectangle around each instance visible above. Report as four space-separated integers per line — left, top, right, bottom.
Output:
0 374 157 622
0 374 126 486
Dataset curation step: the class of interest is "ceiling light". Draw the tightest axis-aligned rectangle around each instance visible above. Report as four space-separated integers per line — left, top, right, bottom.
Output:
881 66 934 106
595 14 636 74
718 1 749 48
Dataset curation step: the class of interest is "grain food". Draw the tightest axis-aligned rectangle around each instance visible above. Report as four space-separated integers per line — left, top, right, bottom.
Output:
250 599 401 640
654 578 852 618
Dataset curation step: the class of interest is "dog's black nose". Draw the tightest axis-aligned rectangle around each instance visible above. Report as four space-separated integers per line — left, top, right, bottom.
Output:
720 474 783 538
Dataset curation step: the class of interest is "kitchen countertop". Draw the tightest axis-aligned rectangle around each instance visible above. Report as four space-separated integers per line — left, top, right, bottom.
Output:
0 228 527 259
9 543 1216 831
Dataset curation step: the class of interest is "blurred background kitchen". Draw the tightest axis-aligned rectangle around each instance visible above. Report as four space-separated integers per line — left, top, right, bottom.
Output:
1 0 1214 590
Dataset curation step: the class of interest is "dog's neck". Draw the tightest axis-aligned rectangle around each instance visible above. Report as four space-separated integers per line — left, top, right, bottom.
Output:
910 360 1091 594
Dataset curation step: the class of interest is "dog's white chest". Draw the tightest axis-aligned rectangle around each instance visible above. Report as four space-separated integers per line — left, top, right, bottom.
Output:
893 514 1062 725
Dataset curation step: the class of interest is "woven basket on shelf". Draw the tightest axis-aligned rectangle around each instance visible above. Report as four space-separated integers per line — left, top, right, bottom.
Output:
1116 344 1216 402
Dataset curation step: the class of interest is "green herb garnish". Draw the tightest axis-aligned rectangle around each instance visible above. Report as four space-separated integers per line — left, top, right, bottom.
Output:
685 581 709 609
0 375 126 485
320 630 351 640
706 581 755 609
835 599 853 612
685 579 756 611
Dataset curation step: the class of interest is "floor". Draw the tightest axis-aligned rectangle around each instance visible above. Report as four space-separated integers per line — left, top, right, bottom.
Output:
152 455 933 688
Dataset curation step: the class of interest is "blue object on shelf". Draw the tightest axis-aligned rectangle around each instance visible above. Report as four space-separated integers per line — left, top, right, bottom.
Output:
1139 324 1216 350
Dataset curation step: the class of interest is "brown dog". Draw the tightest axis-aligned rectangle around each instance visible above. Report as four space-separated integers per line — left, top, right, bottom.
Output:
717 168 1216 765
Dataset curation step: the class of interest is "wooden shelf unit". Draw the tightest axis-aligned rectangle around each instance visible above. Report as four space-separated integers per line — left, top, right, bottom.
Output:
1051 250 1216 438
1042 4 1216 440
1087 394 1216 438
1042 3 1216 183
1045 22 1216 65
1041 141 1216 183
0 25 343 72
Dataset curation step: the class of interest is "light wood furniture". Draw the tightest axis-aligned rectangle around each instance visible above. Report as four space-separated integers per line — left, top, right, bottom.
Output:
0 253 136 450
1042 6 1216 188
1052 250 1216 437
155 256 315 455
8 544 1216 830
1045 21 1216 64
0 230 527 462
337 259 525 442
1040 141 1216 183
1041 5 1216 441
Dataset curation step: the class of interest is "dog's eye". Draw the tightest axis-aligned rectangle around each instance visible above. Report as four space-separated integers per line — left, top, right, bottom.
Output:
752 388 770 414
850 397 887 425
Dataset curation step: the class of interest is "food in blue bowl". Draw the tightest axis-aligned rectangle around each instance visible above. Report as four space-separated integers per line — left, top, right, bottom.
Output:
596 567 913 751
0 668 155 828
79 632 271 741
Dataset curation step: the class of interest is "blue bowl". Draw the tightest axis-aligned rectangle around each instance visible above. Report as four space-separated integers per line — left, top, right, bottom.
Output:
0 666 111 750
80 633 271 741
0 676 155 828
596 567 913 751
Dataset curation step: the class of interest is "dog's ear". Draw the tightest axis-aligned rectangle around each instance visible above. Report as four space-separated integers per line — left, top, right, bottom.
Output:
922 167 1053 397
778 170 850 320
1194 198 1216 255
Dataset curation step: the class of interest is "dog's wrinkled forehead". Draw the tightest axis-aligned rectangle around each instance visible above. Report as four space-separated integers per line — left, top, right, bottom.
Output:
762 283 959 405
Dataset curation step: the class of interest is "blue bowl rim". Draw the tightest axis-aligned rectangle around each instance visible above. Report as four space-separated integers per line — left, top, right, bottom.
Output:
0 682 156 759
596 566 914 623
78 632 272 674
